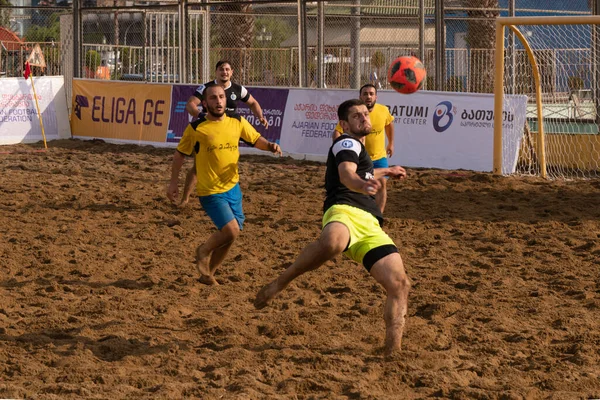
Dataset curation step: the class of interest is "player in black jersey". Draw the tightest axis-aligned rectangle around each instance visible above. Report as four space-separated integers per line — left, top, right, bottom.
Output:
254 99 411 357
185 60 268 126
176 60 269 207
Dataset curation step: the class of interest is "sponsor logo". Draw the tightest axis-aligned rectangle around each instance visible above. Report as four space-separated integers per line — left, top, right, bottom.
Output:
341 139 353 148
432 101 454 132
74 95 89 120
174 101 187 113
74 95 166 126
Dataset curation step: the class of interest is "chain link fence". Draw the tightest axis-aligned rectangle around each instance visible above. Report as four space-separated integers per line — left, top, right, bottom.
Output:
0 0 594 94
0 5 69 78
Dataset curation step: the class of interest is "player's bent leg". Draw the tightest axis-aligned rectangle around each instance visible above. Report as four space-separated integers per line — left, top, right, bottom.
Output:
196 219 240 285
369 252 410 357
254 222 349 309
208 220 241 274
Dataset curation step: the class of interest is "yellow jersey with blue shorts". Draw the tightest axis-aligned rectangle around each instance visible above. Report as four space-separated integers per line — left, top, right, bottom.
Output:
176 114 261 197
323 134 398 271
334 103 394 162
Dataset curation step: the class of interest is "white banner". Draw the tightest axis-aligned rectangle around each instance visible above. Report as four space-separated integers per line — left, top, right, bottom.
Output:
281 88 527 173
0 76 71 145
280 88 352 159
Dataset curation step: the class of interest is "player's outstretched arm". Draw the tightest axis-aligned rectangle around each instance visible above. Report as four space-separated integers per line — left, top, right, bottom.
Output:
339 161 382 195
374 165 407 180
254 136 282 156
247 95 269 128
167 151 186 203
385 123 395 158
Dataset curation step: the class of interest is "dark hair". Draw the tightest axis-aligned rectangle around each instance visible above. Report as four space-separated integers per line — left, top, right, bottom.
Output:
215 60 231 70
201 82 222 100
359 83 377 95
337 99 366 121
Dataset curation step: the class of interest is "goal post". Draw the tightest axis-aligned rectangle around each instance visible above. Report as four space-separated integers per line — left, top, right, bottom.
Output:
493 16 600 179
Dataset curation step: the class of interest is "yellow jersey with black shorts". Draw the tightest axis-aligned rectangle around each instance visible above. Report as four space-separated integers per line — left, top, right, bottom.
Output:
177 114 261 197
323 134 398 271
334 103 394 162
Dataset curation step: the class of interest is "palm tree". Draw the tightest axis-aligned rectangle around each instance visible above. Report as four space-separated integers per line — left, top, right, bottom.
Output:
465 0 499 93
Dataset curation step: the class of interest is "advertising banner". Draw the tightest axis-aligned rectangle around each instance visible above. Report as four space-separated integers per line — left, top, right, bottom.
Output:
236 87 289 145
280 89 352 157
0 77 68 145
166 84 196 143
281 89 527 173
71 80 172 143
68 79 528 173
378 90 527 173
167 84 288 146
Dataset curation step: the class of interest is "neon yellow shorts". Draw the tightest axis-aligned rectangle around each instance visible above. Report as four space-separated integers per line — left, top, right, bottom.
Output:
322 204 398 270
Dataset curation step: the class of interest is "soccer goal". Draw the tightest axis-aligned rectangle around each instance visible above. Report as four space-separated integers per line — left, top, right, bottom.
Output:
493 16 600 179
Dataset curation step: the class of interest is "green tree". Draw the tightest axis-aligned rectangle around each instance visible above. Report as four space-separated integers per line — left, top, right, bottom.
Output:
120 46 144 75
252 18 294 49
84 49 101 77
24 13 60 42
213 0 255 75
0 0 11 29
465 0 499 93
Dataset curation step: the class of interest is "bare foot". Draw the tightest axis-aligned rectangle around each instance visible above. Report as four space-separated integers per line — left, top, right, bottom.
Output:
195 246 212 277
384 330 403 358
384 343 402 359
254 280 283 309
178 197 191 208
198 274 219 286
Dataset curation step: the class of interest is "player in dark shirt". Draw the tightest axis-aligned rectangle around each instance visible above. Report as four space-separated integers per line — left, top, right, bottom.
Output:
190 80 249 116
254 99 411 358
176 60 269 206
185 60 268 126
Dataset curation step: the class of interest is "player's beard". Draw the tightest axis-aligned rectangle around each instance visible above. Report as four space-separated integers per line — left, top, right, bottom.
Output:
365 100 375 111
351 123 372 138
207 104 225 118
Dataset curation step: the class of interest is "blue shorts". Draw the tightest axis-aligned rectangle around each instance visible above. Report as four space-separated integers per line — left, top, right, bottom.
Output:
199 183 245 230
372 157 389 179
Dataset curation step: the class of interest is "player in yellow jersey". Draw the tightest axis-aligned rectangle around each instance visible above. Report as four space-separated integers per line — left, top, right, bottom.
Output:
178 60 270 207
167 84 282 285
333 84 394 213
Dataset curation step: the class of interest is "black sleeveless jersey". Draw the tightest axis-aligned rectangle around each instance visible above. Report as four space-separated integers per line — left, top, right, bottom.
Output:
324 134 383 225
193 80 251 116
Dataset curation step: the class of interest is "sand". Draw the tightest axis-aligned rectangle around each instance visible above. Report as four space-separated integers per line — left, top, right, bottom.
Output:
1 139 599 399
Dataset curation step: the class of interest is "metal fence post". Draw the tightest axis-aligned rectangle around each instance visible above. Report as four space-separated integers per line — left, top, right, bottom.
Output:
73 0 80 78
594 0 600 124
419 0 425 63
350 0 361 89
298 0 308 87
434 0 445 91
179 0 188 83
317 0 324 88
